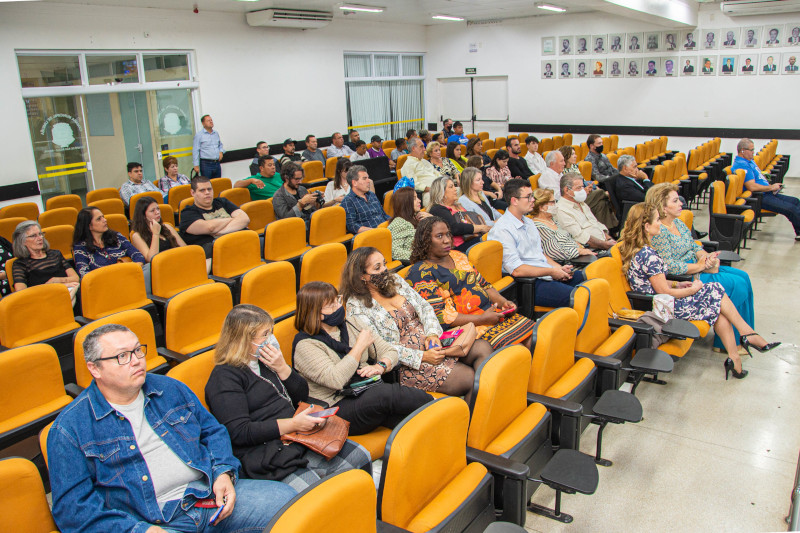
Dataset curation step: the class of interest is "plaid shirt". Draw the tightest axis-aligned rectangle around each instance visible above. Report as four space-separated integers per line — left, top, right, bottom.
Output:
341 190 389 234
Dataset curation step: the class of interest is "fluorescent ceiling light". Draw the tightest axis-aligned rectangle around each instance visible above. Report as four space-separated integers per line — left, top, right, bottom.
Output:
339 4 385 12
433 15 465 21
536 3 567 12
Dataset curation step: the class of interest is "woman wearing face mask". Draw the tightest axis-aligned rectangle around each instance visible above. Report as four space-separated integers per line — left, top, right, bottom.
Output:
205 304 372 490
342 247 493 402
531 188 596 262
292 282 432 436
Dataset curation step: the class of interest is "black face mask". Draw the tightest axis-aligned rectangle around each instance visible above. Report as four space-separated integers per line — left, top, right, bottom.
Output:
594 145 604 154
368 270 395 297
322 305 346 326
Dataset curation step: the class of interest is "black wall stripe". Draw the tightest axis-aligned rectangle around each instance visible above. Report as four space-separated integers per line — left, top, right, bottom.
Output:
508 124 800 141
0 181 40 202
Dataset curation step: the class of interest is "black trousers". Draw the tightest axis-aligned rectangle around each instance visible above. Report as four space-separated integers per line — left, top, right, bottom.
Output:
335 383 433 436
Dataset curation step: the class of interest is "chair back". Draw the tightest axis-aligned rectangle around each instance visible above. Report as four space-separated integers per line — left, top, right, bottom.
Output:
167 184 192 213
678 209 694 232
273 317 298 367
494 136 507 150
0 217 26 242
210 177 232 197
240 262 297 321
577 160 592 182
73 309 165 388
38 207 78 229
0 202 39 222
571 279 614 353
528 307 580 396
583 255 634 318
212 230 262 278
4 258 15 293
552 135 563 150
263 218 310 261
166 350 216 410
711 181 727 215
477 131 489 140
151 245 212 299
302 160 324 183
240 200 275 234
39 422 53 468
81 262 152 320
0 458 58 533
220 187 251 207
325 157 339 179
468 240 513 291
308 206 352 246
299 243 347 289
86 188 120 204
266 469 377 533
157 204 176 227
0 284 79 348
166 283 232 355
396 154 409 174
179 197 195 213
353 228 400 269
383 190 394 217
89 198 126 217
129 191 163 219
105 213 130 235
46 194 82 212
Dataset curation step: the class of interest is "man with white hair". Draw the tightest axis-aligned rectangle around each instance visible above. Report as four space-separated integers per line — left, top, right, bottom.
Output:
613 154 653 204
47 324 296 532
556 173 616 250
538 150 565 199
402 136 441 206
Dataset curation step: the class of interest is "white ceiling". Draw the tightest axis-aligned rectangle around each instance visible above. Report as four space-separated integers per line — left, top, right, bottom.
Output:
40 0 600 25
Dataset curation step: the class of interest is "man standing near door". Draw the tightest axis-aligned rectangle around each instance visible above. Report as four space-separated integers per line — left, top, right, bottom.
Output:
193 114 224 179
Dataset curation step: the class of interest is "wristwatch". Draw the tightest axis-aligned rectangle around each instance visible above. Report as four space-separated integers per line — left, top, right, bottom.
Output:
377 361 388 372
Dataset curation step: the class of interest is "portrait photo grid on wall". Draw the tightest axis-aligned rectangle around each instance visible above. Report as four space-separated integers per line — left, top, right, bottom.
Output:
541 22 800 79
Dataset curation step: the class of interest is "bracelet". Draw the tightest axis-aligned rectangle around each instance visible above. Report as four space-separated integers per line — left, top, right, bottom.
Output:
671 281 678 288
377 361 388 372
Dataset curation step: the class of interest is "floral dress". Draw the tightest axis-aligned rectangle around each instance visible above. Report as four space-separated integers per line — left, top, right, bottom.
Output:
432 158 459 180
406 251 535 348
627 246 724 325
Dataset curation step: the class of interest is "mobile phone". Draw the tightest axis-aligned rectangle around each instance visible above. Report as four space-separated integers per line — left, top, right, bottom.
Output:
501 307 516 316
309 406 339 418
208 503 225 524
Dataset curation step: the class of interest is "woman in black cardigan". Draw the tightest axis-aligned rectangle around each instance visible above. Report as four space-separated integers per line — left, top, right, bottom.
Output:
427 176 491 252
204 304 371 491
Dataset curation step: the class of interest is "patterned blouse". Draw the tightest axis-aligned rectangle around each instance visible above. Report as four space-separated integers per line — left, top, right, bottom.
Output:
345 273 442 370
73 232 146 278
533 219 580 262
431 158 459 180
485 165 512 187
158 174 191 196
387 217 415 262
649 219 701 275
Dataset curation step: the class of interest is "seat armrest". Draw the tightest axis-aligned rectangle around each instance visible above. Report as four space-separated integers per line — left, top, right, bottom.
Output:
725 204 751 216
75 315 91 326
712 212 745 222
625 291 654 311
466 447 530 480
157 347 190 363
666 273 692 282
574 351 622 370
609 318 655 335
511 276 537 284
527 392 583 417
701 240 720 252
376 521 412 533
150 294 168 307
65 383 84 398
209 275 237 289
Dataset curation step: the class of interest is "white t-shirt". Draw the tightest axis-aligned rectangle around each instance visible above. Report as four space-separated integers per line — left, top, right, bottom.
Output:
110 390 202 508
324 181 351 203
524 151 547 176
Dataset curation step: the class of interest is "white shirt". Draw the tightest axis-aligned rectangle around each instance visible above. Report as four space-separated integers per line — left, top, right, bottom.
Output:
524 151 547 176
350 152 370 162
555 197 608 245
538 168 562 200
327 145 354 158
324 181 350 203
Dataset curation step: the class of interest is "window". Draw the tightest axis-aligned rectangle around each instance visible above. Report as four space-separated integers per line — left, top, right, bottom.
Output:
343 53 425 142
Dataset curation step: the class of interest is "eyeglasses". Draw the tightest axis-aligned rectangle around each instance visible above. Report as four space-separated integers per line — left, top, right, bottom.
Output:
96 345 147 365
516 194 533 201
25 232 44 239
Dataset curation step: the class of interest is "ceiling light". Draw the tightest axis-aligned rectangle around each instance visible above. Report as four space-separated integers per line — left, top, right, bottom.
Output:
432 15 465 21
536 3 566 13
339 4 385 13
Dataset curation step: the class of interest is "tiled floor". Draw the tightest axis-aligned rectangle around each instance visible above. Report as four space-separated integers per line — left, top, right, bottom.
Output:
525 176 800 533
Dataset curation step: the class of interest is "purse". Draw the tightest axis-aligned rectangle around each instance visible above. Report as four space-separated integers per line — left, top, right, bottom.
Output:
339 374 383 397
441 322 477 357
281 402 350 460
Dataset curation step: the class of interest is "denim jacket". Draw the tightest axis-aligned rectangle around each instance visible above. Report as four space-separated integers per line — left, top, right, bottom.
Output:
48 374 240 533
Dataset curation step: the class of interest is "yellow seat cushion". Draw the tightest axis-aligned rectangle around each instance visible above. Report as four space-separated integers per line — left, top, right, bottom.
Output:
11 321 80 348
484 402 548 456
0 396 72 435
405 462 488 533
349 427 392 460
594 325 634 358
177 338 218 355
743 209 754 223
544 357 594 399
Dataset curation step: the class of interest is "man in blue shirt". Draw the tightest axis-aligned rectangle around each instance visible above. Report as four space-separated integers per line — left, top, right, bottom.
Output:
447 121 469 146
341 165 389 234
192 114 224 179
487 178 585 308
47 324 296 533
732 138 800 240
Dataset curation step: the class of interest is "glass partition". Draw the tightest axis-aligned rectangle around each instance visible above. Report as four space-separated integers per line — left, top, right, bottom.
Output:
18 55 81 88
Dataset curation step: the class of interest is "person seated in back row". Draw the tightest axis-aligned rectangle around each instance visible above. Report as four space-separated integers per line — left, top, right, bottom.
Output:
120 162 163 206
179 176 250 257
272 162 321 229
556 173 616 251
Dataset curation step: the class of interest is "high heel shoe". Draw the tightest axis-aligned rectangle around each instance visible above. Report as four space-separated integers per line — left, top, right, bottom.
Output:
740 333 781 358
724 358 748 380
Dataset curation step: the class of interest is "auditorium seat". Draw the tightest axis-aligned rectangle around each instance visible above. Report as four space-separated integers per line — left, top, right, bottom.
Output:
220 187 251 207
46 194 82 212
86 187 120 204
0 457 58 532
128 191 163 219
165 283 232 357
240 262 297 321
298 243 347 289
263 218 311 262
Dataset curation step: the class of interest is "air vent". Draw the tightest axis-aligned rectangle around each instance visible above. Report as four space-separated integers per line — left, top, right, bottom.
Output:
246 8 334 29
721 0 800 16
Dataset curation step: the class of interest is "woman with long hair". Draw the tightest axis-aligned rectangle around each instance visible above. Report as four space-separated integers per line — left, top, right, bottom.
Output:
619 203 779 380
458 167 502 226
292 281 431 435
324 158 352 206
427 176 490 252
205 304 371 490
130 196 187 262
465 137 491 168
485 149 512 190
72 206 145 279
559 145 580 174
406 217 535 350
387 187 431 262
446 141 468 172
342 247 492 402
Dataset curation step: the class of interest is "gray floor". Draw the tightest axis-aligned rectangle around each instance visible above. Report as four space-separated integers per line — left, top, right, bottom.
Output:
525 176 800 533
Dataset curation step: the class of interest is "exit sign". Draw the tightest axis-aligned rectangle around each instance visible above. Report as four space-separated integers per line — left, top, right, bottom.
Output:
465 68 476 75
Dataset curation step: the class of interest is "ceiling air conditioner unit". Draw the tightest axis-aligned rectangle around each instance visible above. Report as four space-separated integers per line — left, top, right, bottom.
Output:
720 0 800 16
246 8 333 29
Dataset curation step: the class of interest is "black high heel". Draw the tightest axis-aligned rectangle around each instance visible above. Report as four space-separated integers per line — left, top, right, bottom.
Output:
724 358 748 380
740 333 781 358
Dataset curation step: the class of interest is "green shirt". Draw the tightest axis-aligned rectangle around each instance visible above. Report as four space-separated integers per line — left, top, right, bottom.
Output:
247 172 283 200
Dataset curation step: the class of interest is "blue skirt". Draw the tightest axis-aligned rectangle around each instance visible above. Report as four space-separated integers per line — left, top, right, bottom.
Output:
698 265 754 349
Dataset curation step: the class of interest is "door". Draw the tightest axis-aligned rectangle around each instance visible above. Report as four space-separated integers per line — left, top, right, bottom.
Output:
437 78 473 132
436 76 508 137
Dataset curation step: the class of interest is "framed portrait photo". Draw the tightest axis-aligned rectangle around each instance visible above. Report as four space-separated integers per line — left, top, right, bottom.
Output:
702 29 718 50
592 34 608 54
720 55 737 76
541 60 556 79
787 24 800 45
742 27 760 48
627 32 643 53
608 33 625 53
542 36 556 55
721 28 739 49
662 56 679 77
625 57 642 77
763 25 781 47
575 35 590 54
559 59 574 79
643 57 659 77
663 31 679 51
575 59 590 78
592 58 607 78
645 32 661 52
681 56 697 76
700 55 717 75
760 53 778 75
782 52 799 74
739 54 757 75
681 29 698 51
608 58 623 77
558 36 574 55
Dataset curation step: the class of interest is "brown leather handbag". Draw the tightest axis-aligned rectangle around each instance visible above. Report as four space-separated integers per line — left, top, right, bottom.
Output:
281 402 350 460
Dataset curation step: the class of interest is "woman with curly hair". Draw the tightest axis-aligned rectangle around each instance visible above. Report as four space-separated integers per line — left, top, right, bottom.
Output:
620 202 779 380
342 246 492 401
406 216 534 349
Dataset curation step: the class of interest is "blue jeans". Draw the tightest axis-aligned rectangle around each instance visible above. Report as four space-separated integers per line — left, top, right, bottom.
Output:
199 159 222 179
162 479 296 532
533 270 586 308
761 192 800 235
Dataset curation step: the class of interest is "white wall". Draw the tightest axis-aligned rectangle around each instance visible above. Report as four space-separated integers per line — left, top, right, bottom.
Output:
425 5 800 171
0 1 426 204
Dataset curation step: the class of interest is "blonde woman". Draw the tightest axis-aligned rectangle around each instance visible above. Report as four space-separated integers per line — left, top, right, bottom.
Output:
427 176 491 252
458 167 502 226
619 203 778 380
204 304 370 490
427 141 459 180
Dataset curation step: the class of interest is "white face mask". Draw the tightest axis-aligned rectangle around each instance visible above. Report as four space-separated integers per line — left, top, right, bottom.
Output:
252 334 280 356
573 189 588 203
544 204 558 216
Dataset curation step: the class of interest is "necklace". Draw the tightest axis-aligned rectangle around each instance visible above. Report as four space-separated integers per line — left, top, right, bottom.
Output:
252 365 292 404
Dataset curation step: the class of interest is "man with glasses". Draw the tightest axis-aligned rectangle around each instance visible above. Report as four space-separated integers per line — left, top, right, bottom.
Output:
732 139 800 241
487 178 586 308
272 162 320 228
47 324 296 533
